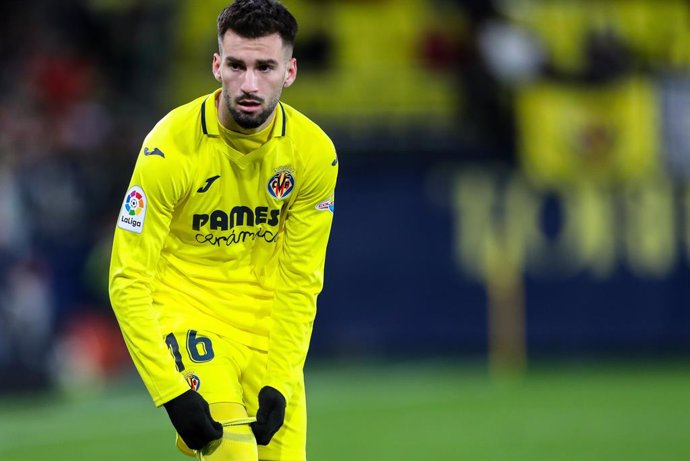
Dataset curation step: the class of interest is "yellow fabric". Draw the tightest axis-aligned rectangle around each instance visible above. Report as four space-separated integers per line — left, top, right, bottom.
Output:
171 333 307 461
516 77 659 187
108 89 338 407
508 0 690 73
176 403 258 460
198 422 257 461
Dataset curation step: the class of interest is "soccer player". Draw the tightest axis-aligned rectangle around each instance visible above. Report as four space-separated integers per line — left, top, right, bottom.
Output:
108 1 337 460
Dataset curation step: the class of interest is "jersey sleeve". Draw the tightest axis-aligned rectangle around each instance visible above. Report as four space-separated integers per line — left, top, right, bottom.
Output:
108 135 193 407
264 141 338 402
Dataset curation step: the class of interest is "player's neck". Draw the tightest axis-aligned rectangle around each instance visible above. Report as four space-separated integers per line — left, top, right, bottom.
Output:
217 114 275 154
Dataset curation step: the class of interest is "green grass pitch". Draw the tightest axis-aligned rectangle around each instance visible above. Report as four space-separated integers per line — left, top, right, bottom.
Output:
0 361 688 460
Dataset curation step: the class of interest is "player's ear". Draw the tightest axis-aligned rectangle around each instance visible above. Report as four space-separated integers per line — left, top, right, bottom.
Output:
212 53 222 82
283 57 297 88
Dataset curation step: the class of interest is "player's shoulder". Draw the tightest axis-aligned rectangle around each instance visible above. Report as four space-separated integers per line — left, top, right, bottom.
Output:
281 102 335 155
144 93 212 160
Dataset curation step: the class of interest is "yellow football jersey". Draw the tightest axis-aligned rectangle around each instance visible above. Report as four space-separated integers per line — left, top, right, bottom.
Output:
109 90 338 406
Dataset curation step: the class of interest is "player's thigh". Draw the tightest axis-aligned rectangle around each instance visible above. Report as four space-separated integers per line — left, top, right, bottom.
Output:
242 348 307 461
166 329 246 403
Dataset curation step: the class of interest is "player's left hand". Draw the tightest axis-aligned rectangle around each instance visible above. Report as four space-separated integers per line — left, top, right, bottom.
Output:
251 386 286 445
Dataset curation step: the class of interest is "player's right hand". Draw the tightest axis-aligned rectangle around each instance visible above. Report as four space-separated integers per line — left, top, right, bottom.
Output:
163 389 224 450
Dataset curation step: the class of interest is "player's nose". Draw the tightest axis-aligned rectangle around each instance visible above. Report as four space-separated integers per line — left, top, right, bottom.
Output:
240 70 259 93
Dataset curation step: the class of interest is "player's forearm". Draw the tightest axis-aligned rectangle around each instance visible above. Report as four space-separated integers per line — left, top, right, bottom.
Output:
264 263 323 401
109 266 189 406
264 297 315 402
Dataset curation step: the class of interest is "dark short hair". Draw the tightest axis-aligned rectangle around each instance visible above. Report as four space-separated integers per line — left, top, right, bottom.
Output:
217 0 298 48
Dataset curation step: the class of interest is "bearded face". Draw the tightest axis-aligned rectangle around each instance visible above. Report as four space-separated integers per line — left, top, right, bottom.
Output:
213 30 297 132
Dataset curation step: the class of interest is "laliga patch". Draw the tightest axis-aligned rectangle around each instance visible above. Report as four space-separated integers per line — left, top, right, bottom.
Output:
315 198 334 213
117 185 146 234
267 165 295 200
185 373 201 392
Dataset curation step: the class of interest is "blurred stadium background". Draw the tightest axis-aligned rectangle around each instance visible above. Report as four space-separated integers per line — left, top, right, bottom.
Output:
1 0 690 459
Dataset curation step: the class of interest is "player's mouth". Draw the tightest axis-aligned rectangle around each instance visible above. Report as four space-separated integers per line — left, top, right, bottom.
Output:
236 98 263 113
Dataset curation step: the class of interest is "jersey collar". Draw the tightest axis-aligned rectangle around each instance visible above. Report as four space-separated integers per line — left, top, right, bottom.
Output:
200 89 287 138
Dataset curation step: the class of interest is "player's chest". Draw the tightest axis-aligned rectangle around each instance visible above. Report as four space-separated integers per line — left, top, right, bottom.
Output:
175 143 299 236
189 144 298 204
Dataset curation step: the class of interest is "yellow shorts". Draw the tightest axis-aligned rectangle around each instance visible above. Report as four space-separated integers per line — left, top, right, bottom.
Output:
166 329 307 461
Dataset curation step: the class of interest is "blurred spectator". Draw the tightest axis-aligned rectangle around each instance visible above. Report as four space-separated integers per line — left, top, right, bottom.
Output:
0 0 173 392
0 259 54 391
0 154 29 258
449 1 546 161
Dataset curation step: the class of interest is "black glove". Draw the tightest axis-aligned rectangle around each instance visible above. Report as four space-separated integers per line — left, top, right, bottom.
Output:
163 390 223 450
251 386 286 445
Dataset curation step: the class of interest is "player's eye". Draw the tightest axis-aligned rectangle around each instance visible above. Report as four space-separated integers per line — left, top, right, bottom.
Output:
258 65 273 72
227 62 243 71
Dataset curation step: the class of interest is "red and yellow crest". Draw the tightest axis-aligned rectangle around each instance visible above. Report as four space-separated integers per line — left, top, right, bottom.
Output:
185 373 201 392
267 166 295 200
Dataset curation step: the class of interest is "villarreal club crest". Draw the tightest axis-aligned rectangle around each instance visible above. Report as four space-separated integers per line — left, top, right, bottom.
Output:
185 373 201 392
268 166 295 200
